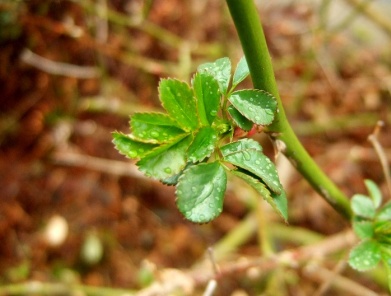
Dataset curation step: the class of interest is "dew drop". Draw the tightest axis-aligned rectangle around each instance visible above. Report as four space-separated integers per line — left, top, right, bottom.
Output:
129 151 138 158
254 116 261 122
210 110 217 116
242 151 251 161
164 167 172 174
208 203 214 208
150 131 159 138
191 186 197 192
177 190 183 195
207 145 214 151
248 107 254 112
255 160 261 165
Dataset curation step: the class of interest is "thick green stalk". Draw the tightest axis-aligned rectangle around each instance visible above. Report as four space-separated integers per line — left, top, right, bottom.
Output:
226 0 352 220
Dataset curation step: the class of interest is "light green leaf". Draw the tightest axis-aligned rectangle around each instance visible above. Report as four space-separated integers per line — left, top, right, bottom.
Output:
130 113 186 144
231 169 288 222
232 56 249 88
381 253 391 293
349 240 382 271
364 179 382 209
176 161 227 223
187 126 218 163
229 90 277 126
159 78 199 131
351 194 376 219
192 72 220 126
352 219 374 239
221 140 283 194
228 105 253 132
112 132 157 159
377 202 391 221
137 135 192 181
198 57 231 95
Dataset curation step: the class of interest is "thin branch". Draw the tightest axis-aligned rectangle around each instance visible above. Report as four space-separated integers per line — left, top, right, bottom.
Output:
368 121 391 199
20 49 100 78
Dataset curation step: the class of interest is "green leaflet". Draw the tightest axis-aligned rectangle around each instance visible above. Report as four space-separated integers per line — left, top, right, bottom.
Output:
365 179 382 209
130 113 186 144
221 139 283 194
112 132 157 159
198 57 231 95
192 72 220 126
349 240 382 271
231 169 287 222
351 194 376 219
229 89 277 126
228 105 253 132
137 135 192 181
232 56 249 89
176 161 227 223
187 126 218 163
159 78 199 132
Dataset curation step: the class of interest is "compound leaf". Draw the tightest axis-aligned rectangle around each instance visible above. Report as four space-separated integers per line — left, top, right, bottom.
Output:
130 113 185 144
221 140 283 194
112 132 157 159
137 135 192 181
228 105 253 132
351 194 376 219
349 240 381 271
176 161 227 223
198 57 231 95
192 72 220 126
187 126 218 163
229 90 277 126
159 78 199 131
231 169 288 222
232 56 249 88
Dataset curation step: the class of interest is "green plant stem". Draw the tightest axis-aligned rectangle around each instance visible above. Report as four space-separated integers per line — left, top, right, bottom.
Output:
226 0 352 220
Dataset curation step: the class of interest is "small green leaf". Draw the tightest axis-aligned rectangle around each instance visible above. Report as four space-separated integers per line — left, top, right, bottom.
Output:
231 169 288 222
176 161 227 223
112 132 157 159
351 194 376 219
352 219 374 239
198 57 231 95
131 113 185 144
159 79 199 131
232 56 249 88
187 126 218 163
377 202 391 221
137 135 192 181
229 90 277 126
192 72 220 126
365 179 382 209
221 140 283 194
228 105 253 132
349 240 382 271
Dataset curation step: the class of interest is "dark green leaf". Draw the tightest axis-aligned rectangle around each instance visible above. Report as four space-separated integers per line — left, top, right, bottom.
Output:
221 139 283 194
159 79 199 131
130 113 185 144
351 194 376 219
352 219 374 239
112 132 157 159
198 57 231 95
228 105 254 131
365 179 382 209
137 135 192 181
231 169 288 222
349 240 382 271
232 56 249 88
229 90 277 125
192 72 220 126
187 126 218 163
377 202 391 221
176 161 227 223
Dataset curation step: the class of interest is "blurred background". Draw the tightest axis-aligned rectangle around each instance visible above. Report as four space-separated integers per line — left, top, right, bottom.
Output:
0 0 390 295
